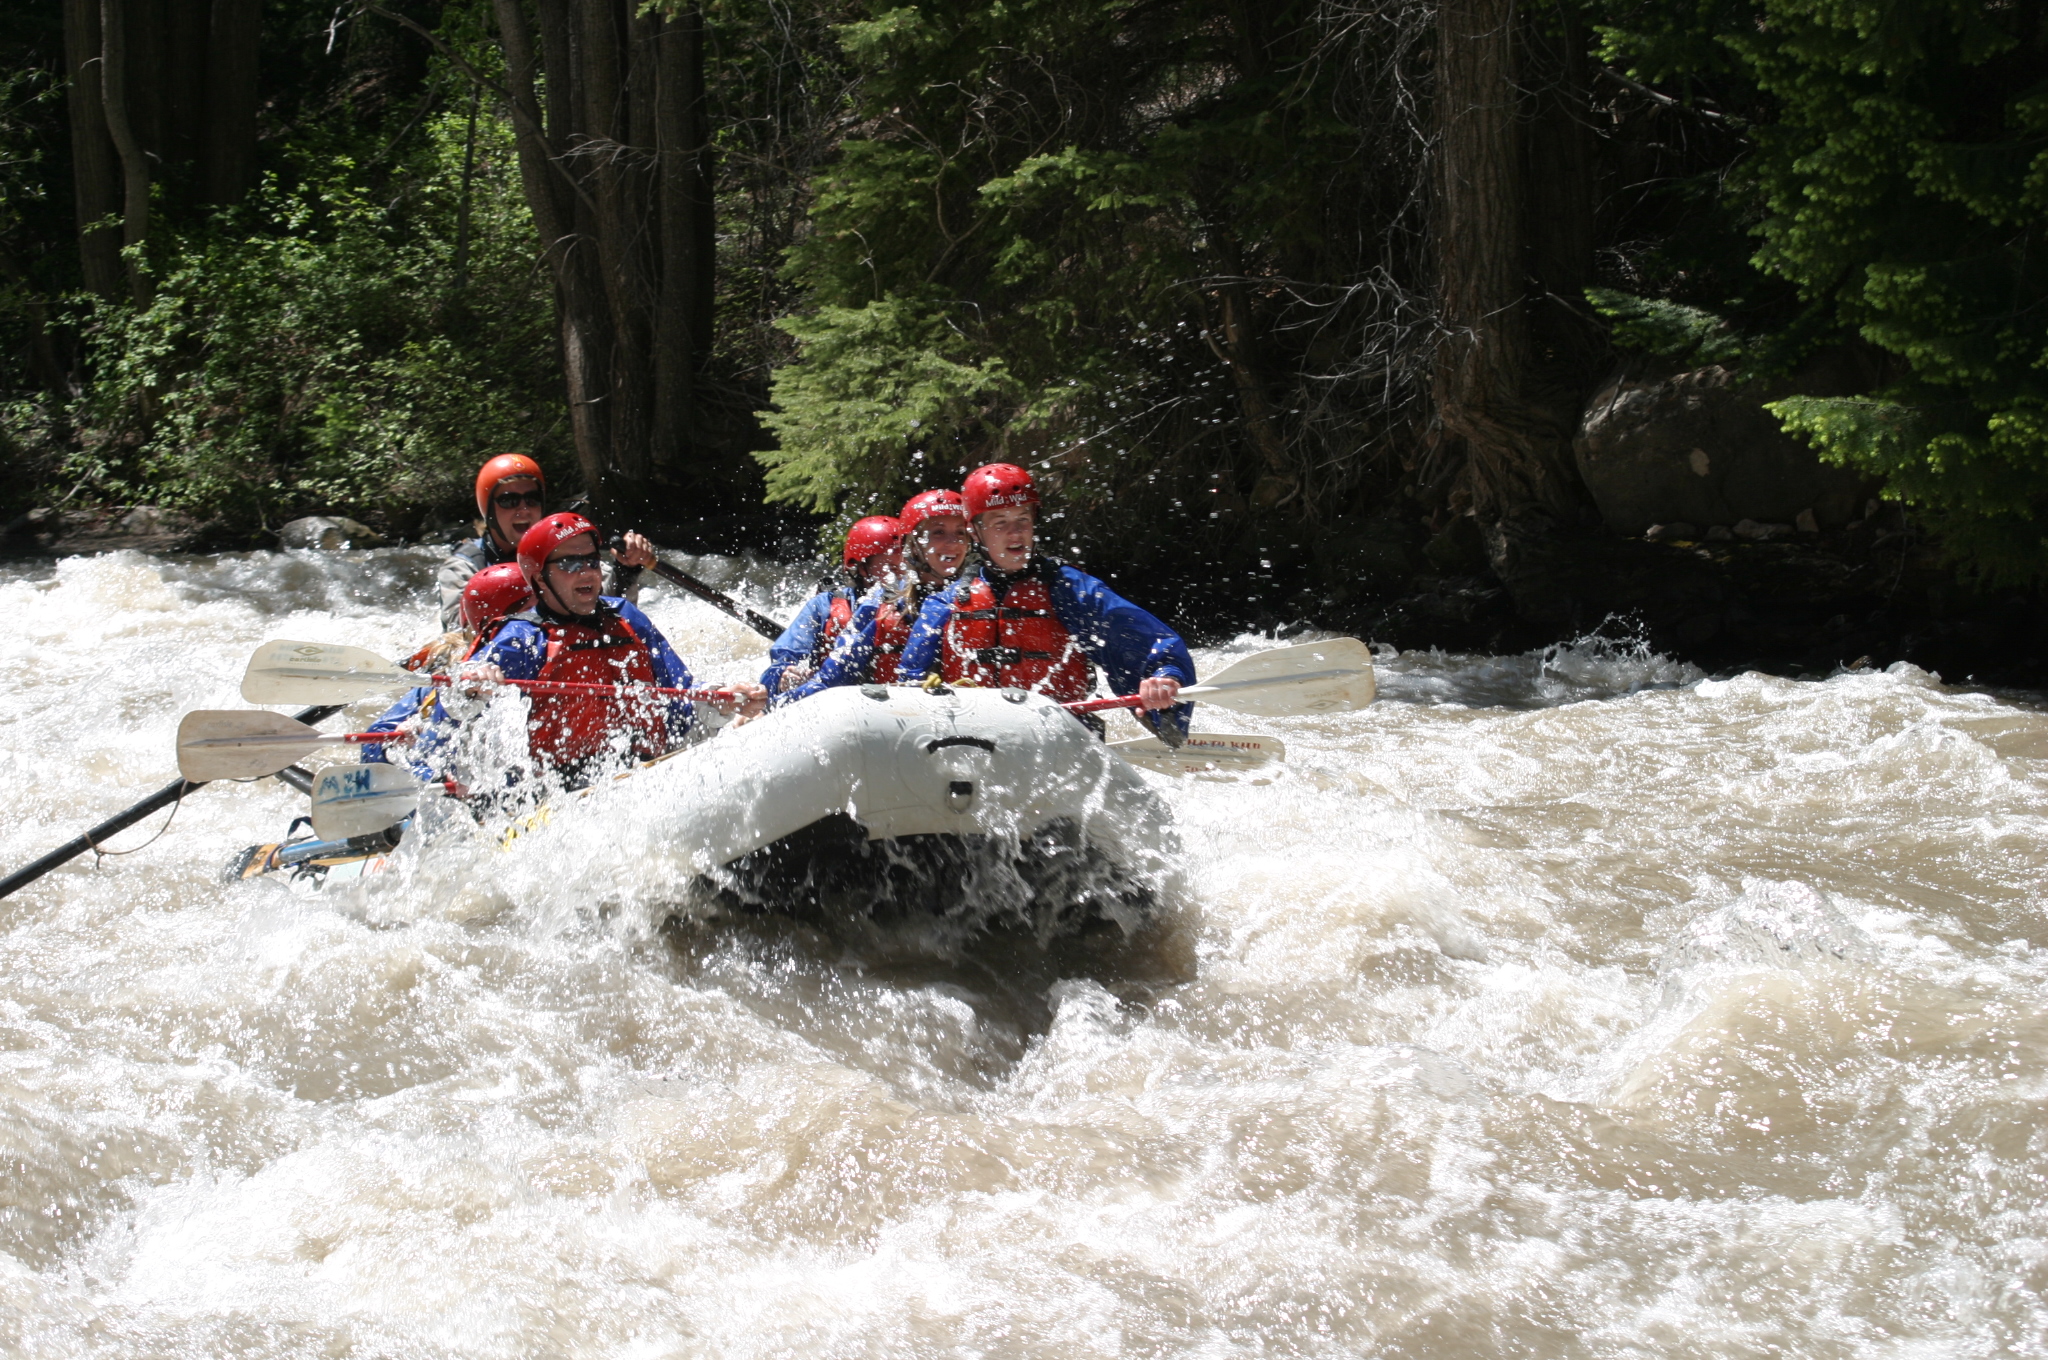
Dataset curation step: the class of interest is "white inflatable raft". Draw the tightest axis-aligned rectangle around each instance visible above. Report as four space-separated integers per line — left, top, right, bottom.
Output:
237 684 1186 936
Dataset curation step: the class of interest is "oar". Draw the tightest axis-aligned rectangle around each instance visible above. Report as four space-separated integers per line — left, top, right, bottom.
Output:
0 700 345 902
177 711 415 782
1064 637 1376 719
649 560 784 641
310 763 432 840
611 533 783 641
241 640 740 707
1110 732 1285 776
178 715 441 837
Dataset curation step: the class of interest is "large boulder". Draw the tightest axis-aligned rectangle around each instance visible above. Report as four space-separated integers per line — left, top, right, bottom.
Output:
1574 353 1878 535
278 516 387 550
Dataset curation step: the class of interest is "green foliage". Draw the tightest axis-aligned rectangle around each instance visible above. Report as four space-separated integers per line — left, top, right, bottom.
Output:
1585 287 1748 366
59 102 566 533
761 0 1360 546
760 296 1015 512
1603 0 2048 580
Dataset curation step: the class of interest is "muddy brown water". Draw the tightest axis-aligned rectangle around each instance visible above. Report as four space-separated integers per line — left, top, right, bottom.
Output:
0 548 2042 1357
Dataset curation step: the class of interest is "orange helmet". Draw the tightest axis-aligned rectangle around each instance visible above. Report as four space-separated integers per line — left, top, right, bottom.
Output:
899 489 968 534
961 463 1037 519
516 512 600 585
474 453 547 518
459 562 535 630
842 516 904 566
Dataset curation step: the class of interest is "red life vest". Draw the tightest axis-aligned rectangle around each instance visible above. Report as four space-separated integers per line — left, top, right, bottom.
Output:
515 608 668 770
818 592 915 685
456 617 514 666
938 568 1094 701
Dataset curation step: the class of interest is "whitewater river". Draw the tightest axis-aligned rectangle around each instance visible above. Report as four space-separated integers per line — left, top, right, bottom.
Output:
0 546 2043 1358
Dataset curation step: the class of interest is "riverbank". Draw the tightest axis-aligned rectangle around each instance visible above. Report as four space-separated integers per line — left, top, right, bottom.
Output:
1348 523 2042 688
8 501 2039 687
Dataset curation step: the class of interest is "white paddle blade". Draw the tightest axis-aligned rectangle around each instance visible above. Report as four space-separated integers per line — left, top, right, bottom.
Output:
1184 637 1376 716
242 640 418 705
1112 732 1285 776
309 762 420 840
177 709 325 780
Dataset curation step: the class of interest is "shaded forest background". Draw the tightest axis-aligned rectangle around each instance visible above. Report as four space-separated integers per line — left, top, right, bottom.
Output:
2 0 2046 653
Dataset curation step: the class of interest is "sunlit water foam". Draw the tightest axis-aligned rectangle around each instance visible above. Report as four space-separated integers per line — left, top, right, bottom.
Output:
0 550 2044 1356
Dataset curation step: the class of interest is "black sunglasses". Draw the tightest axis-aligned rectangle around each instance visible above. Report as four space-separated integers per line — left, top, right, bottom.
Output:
492 490 546 510
547 552 603 575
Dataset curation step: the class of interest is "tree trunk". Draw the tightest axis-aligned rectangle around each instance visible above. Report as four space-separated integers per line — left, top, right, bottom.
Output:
453 85 481 288
1523 4 1599 385
578 0 656 491
488 0 718 520
0 246 72 397
63 0 122 297
494 0 611 501
203 0 263 207
67 0 262 301
1429 0 1575 527
652 7 710 479
1205 278 1291 481
163 0 211 168
98 0 153 305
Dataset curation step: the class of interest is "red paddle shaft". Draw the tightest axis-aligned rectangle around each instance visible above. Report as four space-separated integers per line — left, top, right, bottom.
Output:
425 675 739 701
1063 694 1150 715
1063 688 1188 715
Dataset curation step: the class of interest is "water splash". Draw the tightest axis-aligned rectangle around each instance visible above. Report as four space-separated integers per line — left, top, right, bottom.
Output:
0 550 2044 1357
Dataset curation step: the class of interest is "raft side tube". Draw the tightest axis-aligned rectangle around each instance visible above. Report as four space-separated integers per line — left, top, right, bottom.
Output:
519 686 1185 916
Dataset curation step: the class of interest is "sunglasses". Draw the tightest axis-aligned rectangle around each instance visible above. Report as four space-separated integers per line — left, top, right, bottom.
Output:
547 552 603 575
492 490 546 510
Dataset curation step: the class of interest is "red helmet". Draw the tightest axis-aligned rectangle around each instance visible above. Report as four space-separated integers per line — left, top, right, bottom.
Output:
842 515 904 566
899 489 968 534
516 512 601 585
459 562 535 630
961 463 1038 519
474 453 546 518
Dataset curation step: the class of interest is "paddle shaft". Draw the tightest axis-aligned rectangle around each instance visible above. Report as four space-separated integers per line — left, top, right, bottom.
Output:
1064 659 1371 717
0 703 343 901
1065 687 1210 716
639 555 783 642
183 729 415 751
427 674 736 701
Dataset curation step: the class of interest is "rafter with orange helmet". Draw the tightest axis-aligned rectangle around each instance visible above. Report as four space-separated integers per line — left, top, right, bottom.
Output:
435 453 550 632
407 511 767 789
894 463 1198 740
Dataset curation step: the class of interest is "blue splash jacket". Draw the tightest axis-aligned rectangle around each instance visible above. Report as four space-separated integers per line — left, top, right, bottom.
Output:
895 559 1196 736
411 597 696 775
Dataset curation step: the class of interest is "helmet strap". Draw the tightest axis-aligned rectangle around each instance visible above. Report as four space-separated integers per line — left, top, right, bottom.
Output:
536 565 580 615
487 498 523 552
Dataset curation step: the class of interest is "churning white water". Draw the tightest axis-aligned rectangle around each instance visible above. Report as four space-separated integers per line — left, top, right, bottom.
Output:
0 547 2043 1358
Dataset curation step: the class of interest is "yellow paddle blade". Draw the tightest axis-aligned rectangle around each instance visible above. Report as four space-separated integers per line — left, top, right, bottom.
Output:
176 709 325 781
1182 637 1376 716
309 763 421 840
242 640 418 705
1110 731 1286 776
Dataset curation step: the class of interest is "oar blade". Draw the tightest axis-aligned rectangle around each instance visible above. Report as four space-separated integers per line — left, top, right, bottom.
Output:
1189 637 1376 716
176 710 324 781
1111 732 1286 776
242 640 417 705
309 763 421 840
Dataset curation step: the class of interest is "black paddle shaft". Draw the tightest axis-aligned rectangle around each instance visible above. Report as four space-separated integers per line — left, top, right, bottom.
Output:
609 532 783 641
0 703 343 901
653 560 784 641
